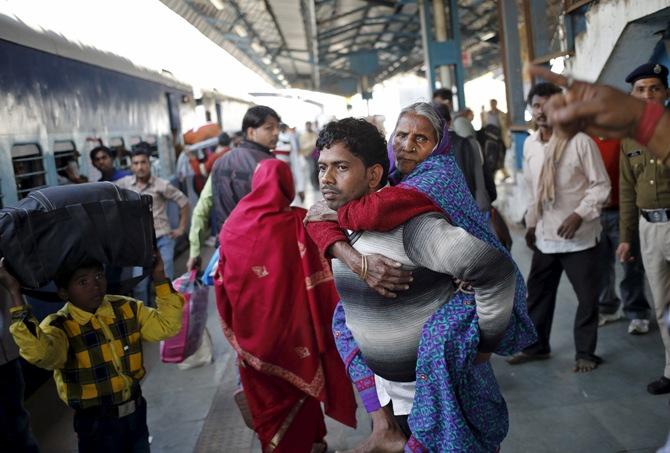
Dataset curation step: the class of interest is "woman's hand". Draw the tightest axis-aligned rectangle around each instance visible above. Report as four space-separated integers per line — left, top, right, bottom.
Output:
304 200 338 224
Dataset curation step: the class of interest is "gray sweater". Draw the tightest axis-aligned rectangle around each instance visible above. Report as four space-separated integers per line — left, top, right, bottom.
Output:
333 213 515 382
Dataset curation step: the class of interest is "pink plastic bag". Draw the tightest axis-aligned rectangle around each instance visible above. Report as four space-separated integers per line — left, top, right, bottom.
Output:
160 270 209 363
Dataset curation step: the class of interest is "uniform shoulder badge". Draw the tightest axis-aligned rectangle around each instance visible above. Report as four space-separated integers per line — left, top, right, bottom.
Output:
626 150 642 158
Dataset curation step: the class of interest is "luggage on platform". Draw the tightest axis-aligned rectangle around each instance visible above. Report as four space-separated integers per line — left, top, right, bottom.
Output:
183 123 221 145
160 270 209 363
0 182 155 289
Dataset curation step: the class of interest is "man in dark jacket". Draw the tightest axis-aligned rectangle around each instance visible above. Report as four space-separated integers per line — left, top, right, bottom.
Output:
187 106 280 270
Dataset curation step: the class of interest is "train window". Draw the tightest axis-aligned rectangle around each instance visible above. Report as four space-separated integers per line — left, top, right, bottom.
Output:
11 143 46 199
109 137 130 169
53 140 82 185
142 135 159 158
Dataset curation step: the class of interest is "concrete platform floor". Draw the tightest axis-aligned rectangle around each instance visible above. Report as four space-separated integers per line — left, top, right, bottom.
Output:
25 226 670 452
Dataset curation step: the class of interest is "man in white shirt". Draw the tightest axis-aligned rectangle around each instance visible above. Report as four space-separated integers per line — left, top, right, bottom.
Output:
508 82 611 372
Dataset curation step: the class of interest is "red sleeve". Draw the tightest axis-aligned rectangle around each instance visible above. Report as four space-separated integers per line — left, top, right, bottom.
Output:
337 186 442 232
305 221 348 259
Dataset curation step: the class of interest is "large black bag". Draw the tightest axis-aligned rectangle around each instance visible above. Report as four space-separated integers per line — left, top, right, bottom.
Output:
0 182 155 289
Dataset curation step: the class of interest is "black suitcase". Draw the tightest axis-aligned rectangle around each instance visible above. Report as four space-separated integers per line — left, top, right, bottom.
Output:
0 182 155 289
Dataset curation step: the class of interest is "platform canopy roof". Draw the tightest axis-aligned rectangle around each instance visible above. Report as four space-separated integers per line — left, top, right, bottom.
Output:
160 0 501 96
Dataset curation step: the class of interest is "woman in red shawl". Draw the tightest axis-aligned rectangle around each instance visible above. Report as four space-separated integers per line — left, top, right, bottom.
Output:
214 159 357 452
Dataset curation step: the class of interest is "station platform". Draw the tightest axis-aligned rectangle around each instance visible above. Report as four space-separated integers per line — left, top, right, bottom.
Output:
25 223 670 453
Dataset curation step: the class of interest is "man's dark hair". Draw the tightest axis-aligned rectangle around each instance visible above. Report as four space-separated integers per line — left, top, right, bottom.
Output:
218 132 231 147
89 145 113 163
526 82 562 105
131 142 152 160
432 102 451 124
241 106 281 134
54 259 104 290
433 88 453 101
316 118 389 187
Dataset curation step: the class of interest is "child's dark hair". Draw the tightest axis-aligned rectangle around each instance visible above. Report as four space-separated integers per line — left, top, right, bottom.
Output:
54 259 104 290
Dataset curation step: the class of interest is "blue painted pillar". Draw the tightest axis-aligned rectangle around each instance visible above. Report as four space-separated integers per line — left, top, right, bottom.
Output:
499 0 528 169
418 0 465 110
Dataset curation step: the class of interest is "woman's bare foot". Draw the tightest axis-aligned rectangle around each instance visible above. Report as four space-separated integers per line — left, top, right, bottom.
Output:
337 406 406 453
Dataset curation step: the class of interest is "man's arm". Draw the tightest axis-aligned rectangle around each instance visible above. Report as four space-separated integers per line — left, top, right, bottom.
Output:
523 146 539 250
527 64 670 165
403 213 516 352
163 181 190 238
188 177 214 268
137 252 184 341
617 143 638 262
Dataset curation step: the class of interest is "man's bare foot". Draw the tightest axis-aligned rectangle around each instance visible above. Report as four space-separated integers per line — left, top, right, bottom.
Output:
573 356 602 373
337 406 406 453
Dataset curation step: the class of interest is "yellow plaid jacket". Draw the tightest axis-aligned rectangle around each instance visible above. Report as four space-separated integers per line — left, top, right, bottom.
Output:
10 283 183 410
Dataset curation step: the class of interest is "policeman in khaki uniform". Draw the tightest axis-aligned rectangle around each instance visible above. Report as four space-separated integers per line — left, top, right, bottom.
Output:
617 62 670 396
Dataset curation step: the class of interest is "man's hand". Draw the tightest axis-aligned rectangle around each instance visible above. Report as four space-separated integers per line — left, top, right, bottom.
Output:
187 256 202 271
557 213 583 239
0 258 21 296
616 242 634 263
304 200 338 224
526 64 644 140
362 254 413 298
152 251 167 281
525 227 537 250
170 227 185 239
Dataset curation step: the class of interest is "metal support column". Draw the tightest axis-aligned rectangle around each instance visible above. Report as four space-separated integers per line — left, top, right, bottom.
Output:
418 0 465 110
499 0 528 169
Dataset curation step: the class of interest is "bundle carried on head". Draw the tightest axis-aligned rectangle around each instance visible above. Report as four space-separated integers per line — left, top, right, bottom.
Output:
0 182 155 289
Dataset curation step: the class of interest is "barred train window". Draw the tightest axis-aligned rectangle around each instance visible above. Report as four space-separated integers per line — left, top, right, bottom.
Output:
143 135 159 158
109 137 130 170
53 140 79 185
11 143 46 199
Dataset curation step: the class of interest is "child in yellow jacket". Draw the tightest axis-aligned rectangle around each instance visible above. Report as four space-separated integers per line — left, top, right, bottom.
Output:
1 253 184 453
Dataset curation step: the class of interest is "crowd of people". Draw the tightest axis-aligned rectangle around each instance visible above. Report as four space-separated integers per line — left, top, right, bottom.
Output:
1 59 669 453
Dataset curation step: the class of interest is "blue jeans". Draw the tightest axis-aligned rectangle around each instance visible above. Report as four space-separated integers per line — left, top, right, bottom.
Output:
0 359 40 453
597 209 650 319
133 235 175 306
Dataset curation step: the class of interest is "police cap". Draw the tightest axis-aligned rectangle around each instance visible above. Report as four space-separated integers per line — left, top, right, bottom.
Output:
625 62 669 88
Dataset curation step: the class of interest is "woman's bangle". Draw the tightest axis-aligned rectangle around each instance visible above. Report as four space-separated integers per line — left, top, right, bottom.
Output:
634 101 665 146
359 254 368 281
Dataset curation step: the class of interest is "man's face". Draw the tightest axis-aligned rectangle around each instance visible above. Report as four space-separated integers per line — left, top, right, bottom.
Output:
305 121 313 132
318 142 375 210
131 154 151 179
60 266 107 313
392 113 438 175
490 99 498 110
247 116 280 149
530 95 551 128
631 77 669 105
92 151 113 173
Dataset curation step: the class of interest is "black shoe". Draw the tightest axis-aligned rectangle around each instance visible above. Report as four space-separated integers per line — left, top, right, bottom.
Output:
647 377 670 395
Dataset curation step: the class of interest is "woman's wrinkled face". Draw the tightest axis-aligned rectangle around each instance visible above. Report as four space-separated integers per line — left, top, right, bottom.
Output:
392 113 438 175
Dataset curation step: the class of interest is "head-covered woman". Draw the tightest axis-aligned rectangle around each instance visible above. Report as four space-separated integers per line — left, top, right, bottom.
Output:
305 102 536 452
215 159 356 452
